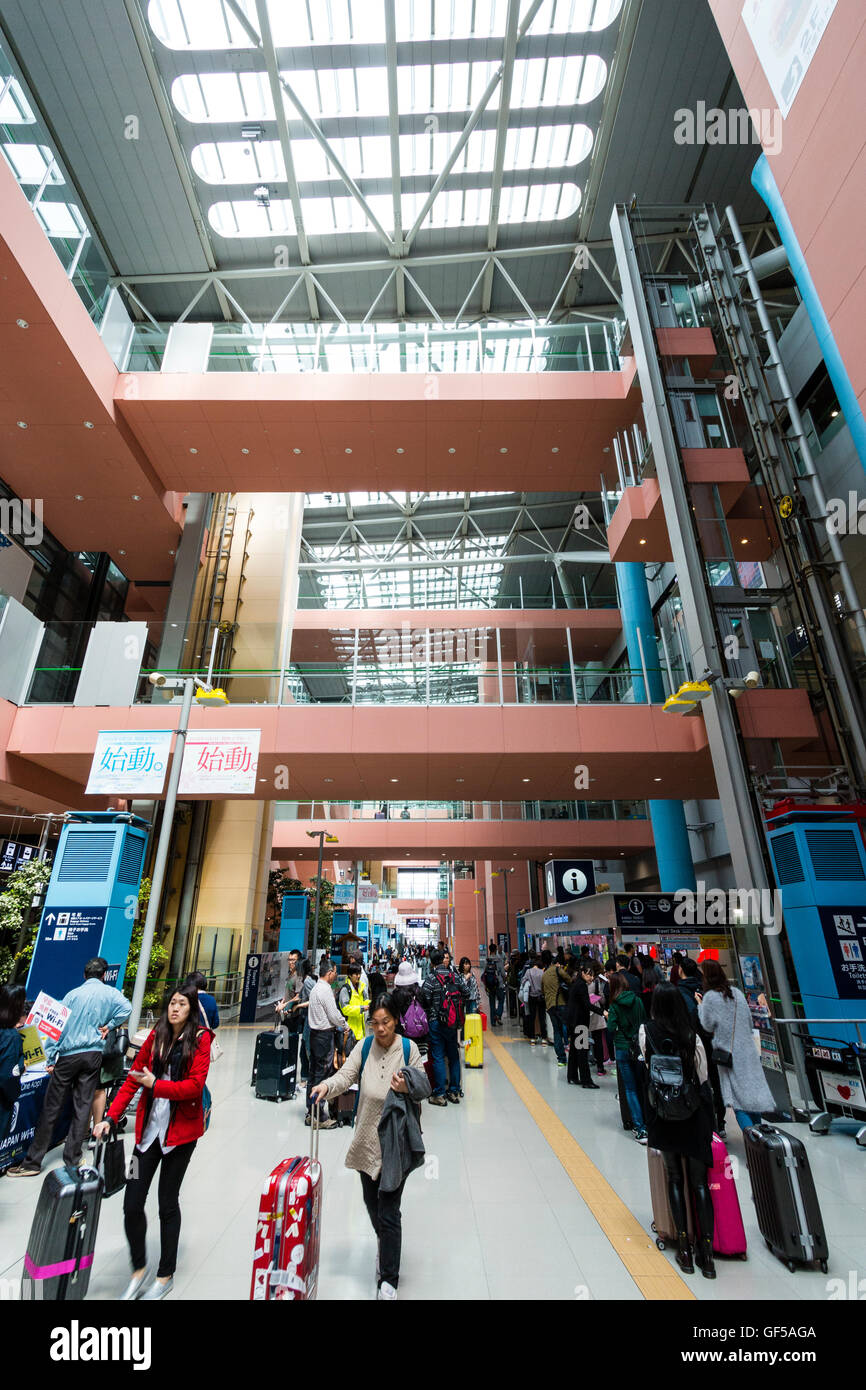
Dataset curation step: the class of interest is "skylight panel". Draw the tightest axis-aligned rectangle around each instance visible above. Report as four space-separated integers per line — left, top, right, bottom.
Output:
0 78 36 123
173 55 604 123
209 182 580 238
191 123 591 187
2 143 64 185
149 0 620 49
35 201 85 238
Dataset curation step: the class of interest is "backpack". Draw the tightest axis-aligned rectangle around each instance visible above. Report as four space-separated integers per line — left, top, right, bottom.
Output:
645 1027 701 1123
353 1035 411 1123
482 963 499 992
402 998 428 1039
435 971 465 1029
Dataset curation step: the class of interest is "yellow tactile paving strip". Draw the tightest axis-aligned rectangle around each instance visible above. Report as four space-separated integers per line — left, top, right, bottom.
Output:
486 1032 695 1301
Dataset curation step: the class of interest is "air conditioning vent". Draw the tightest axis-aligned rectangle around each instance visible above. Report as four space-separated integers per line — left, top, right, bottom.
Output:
805 828 866 882
117 835 144 885
57 831 115 882
771 831 804 885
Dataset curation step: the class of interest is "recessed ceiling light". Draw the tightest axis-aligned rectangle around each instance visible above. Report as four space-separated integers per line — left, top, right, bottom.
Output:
118 549 126 555
74 494 84 501
168 549 175 556
83 421 94 429
293 447 301 455
345 447 353 454
500 447 508 454
16 421 27 429
456 777 464 782
740 538 748 545
259 777 267 782
390 778 398 782
551 446 559 453
189 447 198 454
639 538 647 545
522 778 530 782
448 447 456 454
396 447 404 454
131 494 141 501
323 777 333 783
16 318 28 328
241 447 249 455
654 777 662 782
603 446 610 454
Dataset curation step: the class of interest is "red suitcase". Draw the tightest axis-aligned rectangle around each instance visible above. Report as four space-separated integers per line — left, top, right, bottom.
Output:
707 1131 747 1258
250 1110 323 1301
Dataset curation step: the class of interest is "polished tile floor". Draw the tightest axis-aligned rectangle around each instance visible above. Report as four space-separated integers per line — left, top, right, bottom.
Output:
2 1020 864 1301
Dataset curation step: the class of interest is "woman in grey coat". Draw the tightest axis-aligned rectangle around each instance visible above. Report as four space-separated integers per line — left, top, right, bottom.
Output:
697 959 775 1131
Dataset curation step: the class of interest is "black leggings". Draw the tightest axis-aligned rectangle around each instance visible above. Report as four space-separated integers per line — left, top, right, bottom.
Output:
124 1140 196 1278
662 1151 714 1246
360 1172 407 1289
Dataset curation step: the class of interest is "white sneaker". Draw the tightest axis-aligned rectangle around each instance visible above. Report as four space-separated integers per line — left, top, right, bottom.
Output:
377 1280 397 1300
139 1276 174 1301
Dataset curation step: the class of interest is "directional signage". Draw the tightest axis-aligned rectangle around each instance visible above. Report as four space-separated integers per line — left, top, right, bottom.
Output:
544 860 596 907
31 907 108 1002
614 894 676 930
817 906 866 1001
333 883 355 905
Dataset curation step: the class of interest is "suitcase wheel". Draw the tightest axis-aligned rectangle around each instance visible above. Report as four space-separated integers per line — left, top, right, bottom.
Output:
819 1259 828 1274
787 1260 797 1273
651 1221 657 1233
656 1237 667 1251
739 1253 748 1261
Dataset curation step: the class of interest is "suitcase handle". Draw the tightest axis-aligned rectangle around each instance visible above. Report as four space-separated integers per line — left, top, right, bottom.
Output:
310 1100 321 1164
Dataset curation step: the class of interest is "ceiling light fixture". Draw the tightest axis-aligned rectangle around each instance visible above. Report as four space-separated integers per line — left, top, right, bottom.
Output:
448 447 456 454
396 447 404 454
500 447 508 454
118 549 126 555
83 421 94 429
74 494 84 501
639 538 647 545
131 494 141 501
189 447 198 454
16 421 27 429
551 446 559 453
345 447 353 454
293 447 301 455
16 318 28 328
241 447 249 454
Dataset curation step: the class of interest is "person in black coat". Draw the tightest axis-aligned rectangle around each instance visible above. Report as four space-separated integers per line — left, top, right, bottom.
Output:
566 964 604 1087
678 958 726 1135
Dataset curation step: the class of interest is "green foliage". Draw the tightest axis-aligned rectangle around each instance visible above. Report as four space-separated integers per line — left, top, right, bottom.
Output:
0 858 52 985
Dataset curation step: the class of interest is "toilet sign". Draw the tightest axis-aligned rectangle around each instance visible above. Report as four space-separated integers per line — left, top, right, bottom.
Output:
544 860 596 907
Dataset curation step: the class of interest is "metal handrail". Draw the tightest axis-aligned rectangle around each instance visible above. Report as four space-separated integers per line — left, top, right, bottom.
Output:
775 1017 866 1046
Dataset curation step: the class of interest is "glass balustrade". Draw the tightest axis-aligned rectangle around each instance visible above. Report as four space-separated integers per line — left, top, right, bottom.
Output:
273 799 649 822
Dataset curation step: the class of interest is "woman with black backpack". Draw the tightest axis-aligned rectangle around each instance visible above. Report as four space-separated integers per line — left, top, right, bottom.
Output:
640 982 716 1279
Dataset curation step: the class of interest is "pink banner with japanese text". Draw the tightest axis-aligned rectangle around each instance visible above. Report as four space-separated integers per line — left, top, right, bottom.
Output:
178 728 261 795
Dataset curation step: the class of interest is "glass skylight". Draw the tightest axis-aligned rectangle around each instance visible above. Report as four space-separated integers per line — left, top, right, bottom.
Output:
2 143 64 185
150 0 623 50
307 532 508 610
210 181 579 238
172 56 606 123
191 123 592 185
34 201 86 238
0 78 36 123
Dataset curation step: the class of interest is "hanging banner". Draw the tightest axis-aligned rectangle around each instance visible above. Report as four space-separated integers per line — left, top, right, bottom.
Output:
741 0 838 118
179 728 261 795
85 730 172 796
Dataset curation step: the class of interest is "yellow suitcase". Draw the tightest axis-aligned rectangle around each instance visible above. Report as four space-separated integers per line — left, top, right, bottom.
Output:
464 1013 483 1068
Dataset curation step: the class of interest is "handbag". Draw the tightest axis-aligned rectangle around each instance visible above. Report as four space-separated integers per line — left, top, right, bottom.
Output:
710 995 736 1069
97 1133 127 1198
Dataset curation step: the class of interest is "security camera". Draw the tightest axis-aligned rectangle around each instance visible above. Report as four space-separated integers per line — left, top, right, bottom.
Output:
148 672 168 687
744 670 760 688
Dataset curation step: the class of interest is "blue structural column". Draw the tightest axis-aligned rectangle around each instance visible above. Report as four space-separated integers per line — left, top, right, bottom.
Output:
752 154 866 473
617 563 696 893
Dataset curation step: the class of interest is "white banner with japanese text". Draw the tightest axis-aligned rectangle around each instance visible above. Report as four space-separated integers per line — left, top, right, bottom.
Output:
85 730 172 796
178 728 261 795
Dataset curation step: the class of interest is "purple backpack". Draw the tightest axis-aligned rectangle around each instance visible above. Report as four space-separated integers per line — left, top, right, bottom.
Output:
402 998 428 1039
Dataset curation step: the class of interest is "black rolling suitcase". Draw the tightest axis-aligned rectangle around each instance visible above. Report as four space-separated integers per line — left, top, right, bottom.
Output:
743 1122 829 1272
22 1163 103 1300
255 1030 299 1102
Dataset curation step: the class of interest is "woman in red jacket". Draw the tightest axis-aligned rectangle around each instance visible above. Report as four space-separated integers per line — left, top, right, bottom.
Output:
94 982 211 1302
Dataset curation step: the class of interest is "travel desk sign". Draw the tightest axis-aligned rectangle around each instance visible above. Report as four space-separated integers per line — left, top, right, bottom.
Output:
25 991 70 1045
178 729 261 795
86 730 172 796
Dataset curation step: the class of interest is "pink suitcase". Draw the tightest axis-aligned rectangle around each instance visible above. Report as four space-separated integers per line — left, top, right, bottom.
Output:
707 1131 747 1259
250 1111 323 1300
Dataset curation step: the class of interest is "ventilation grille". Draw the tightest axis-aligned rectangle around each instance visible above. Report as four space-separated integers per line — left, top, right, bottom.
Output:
117 835 144 885
771 831 804 885
57 831 115 883
805 828 866 882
